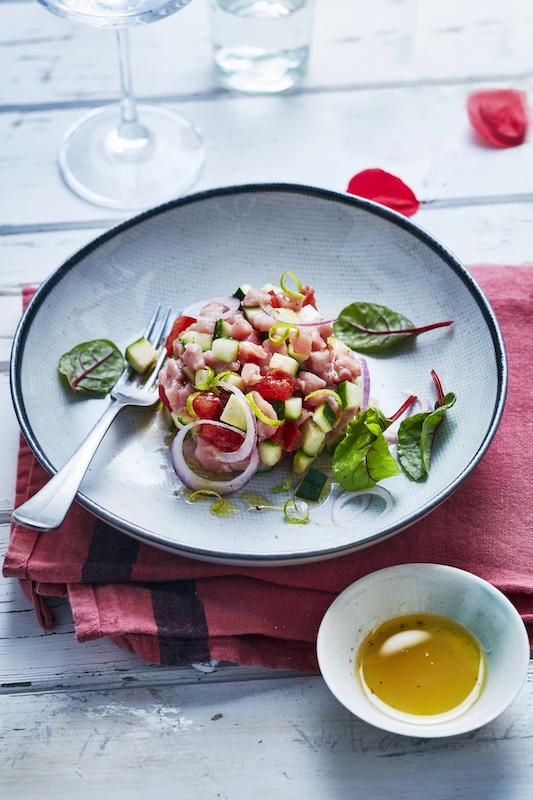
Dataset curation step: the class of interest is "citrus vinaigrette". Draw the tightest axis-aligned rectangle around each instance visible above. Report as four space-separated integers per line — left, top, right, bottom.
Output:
356 613 486 719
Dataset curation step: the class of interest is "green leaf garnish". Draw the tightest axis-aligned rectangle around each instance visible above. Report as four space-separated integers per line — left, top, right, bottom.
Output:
58 339 124 396
398 391 456 481
333 302 453 355
332 408 401 491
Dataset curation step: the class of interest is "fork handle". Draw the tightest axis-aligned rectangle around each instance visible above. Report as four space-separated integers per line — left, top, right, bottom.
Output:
12 400 123 531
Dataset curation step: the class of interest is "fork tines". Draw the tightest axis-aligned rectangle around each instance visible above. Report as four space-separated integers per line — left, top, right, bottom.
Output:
144 303 173 347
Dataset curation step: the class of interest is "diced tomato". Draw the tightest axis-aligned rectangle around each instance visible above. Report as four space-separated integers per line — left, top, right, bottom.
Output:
191 390 220 419
198 423 243 452
214 389 232 417
267 425 285 446
268 291 282 308
158 383 171 410
301 286 316 308
165 315 196 355
258 369 299 401
282 421 303 452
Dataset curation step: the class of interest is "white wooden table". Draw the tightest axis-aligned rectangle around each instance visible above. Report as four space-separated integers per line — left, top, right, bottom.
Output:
1 1 533 796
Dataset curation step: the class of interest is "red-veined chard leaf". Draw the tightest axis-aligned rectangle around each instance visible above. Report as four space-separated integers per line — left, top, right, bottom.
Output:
331 408 401 491
58 339 124 396
333 302 453 355
397 391 456 481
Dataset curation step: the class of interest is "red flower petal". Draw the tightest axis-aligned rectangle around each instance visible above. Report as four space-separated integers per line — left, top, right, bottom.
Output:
346 169 420 217
467 89 528 147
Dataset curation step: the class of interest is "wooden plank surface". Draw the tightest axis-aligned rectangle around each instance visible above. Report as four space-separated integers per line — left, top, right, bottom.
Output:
2 668 533 800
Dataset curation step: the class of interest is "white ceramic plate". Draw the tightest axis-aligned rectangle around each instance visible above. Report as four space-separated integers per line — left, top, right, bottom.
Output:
10 184 506 565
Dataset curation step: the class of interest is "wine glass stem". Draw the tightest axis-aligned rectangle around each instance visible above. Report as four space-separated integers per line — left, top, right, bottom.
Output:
108 28 153 160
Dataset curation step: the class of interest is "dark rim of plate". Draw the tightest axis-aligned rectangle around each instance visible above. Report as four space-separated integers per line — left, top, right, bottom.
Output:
10 183 508 564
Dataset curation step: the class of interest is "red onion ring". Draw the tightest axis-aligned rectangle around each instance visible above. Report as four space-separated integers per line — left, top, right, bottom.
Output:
360 358 370 411
182 295 240 320
259 303 338 328
171 419 260 495
332 486 393 527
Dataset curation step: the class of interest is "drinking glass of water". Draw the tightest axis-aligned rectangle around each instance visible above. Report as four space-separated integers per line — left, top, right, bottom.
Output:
36 0 205 209
208 0 315 94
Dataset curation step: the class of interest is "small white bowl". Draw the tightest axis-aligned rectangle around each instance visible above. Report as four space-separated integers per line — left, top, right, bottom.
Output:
316 563 530 738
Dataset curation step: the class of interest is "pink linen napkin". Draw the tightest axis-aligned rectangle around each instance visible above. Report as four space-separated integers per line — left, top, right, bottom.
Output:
3 266 533 672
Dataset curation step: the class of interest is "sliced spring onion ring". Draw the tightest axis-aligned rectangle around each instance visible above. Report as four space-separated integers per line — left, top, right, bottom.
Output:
268 322 300 345
171 419 260 495
304 388 343 427
280 271 305 301
212 370 243 392
331 486 393 527
189 489 225 512
283 497 310 524
246 390 285 427
360 358 370 412
182 295 240 321
185 391 200 418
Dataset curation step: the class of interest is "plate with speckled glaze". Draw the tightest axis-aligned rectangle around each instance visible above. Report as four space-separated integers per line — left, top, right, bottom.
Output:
10 184 506 565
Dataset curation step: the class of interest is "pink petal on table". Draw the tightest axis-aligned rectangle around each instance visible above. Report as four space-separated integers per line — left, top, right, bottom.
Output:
467 89 528 147
346 169 420 217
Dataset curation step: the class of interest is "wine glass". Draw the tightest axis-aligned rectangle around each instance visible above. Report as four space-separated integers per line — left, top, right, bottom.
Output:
36 0 205 210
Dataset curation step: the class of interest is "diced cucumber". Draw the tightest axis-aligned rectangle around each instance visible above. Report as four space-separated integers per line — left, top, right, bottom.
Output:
181 365 194 383
171 411 195 429
295 467 327 501
125 336 157 374
219 393 248 431
258 440 283 468
256 463 273 474
269 352 300 376
261 282 281 294
217 371 245 391
325 427 345 453
211 337 240 363
338 378 362 411
297 305 323 323
213 318 233 339
284 396 303 420
292 448 316 475
287 344 308 364
270 399 285 420
179 331 213 351
233 283 252 301
313 401 336 433
300 418 326 457
327 334 351 352
193 367 214 390
242 306 261 323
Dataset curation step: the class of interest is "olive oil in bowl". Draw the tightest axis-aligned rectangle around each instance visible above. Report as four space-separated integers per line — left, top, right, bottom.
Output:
356 613 486 723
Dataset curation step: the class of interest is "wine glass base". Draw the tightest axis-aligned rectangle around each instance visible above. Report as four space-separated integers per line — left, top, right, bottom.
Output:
59 104 205 210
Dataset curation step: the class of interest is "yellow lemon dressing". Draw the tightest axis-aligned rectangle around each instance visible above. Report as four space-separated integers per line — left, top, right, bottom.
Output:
356 613 486 721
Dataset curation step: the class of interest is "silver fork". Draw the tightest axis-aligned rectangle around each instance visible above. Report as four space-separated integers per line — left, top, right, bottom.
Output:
12 304 173 532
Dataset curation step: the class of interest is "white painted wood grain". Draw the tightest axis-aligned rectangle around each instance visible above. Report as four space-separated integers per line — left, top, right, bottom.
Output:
4 82 533 230
1 669 533 800
2 0 533 109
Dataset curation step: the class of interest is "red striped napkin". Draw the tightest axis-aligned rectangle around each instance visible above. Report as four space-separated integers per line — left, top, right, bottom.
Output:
4 266 533 672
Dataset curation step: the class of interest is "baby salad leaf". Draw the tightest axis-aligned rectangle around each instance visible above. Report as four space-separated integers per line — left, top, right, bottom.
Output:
58 339 124 396
333 302 453 355
397 392 456 481
332 408 401 491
